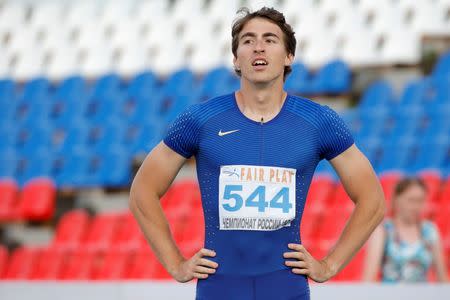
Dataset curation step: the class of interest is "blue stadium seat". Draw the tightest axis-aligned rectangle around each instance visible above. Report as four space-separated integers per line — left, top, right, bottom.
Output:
356 136 382 169
397 77 441 111
127 71 158 101
359 80 396 111
386 108 424 140
357 109 390 138
91 120 127 155
21 77 51 101
57 122 91 154
162 68 197 99
123 90 163 125
0 79 16 104
432 51 450 81
408 139 448 173
421 111 450 141
0 148 18 178
16 94 53 126
378 138 416 173
16 121 54 156
51 97 89 128
0 123 19 151
284 62 310 95
96 147 131 187
55 147 91 187
17 148 54 186
199 66 235 100
85 93 123 125
92 73 122 101
162 93 198 124
54 75 90 105
309 60 351 94
127 121 162 156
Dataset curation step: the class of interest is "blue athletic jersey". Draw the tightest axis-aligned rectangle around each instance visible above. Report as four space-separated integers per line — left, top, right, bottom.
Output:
163 92 354 276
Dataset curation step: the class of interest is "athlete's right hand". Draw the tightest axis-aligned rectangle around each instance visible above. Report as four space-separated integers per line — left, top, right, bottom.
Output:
172 248 219 283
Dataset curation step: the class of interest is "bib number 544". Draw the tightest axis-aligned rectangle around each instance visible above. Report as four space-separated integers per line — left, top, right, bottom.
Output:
222 185 292 213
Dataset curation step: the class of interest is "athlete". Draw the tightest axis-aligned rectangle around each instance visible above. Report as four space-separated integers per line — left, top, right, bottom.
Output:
129 7 386 300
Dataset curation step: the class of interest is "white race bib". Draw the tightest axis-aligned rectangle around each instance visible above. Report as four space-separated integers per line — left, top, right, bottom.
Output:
219 165 296 231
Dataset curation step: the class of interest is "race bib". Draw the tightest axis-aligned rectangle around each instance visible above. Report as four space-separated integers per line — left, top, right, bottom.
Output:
219 165 296 231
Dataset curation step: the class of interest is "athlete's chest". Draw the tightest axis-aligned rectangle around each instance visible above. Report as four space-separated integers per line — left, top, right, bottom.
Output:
197 116 319 169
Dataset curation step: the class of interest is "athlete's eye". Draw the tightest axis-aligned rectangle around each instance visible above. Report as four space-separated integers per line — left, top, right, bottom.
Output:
243 39 252 44
266 39 276 43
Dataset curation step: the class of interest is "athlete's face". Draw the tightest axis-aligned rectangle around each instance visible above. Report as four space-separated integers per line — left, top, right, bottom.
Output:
393 184 426 223
233 18 293 84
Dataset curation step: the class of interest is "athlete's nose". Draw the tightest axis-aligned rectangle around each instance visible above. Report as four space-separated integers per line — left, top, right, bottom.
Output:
253 39 265 53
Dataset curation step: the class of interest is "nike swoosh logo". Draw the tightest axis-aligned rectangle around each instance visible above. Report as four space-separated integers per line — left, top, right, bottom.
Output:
218 129 240 136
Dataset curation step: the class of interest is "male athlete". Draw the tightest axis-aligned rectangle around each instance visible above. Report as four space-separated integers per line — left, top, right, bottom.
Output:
130 7 385 300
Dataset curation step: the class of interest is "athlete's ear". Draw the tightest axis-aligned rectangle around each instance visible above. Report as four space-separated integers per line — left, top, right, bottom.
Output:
284 53 294 66
233 56 240 71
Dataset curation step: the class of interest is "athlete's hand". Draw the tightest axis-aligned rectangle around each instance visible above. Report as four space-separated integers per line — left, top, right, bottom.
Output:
283 243 336 283
172 248 218 283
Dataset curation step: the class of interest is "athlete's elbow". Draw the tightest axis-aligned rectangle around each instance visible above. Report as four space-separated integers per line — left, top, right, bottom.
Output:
129 179 145 216
373 194 386 225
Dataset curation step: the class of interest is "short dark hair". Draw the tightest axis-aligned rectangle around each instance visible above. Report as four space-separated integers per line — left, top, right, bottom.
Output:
393 177 427 198
231 7 296 81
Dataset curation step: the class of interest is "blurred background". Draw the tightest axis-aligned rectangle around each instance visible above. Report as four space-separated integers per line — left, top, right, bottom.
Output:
0 0 449 298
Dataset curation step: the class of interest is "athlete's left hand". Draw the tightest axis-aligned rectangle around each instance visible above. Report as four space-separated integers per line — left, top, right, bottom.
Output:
283 243 336 283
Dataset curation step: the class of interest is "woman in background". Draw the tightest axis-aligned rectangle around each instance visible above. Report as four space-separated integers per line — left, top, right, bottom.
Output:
363 177 448 282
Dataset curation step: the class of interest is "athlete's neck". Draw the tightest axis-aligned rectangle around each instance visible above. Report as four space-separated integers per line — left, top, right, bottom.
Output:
235 79 287 123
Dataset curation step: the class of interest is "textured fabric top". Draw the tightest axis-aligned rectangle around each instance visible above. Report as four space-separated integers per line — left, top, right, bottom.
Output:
382 219 438 282
163 92 354 275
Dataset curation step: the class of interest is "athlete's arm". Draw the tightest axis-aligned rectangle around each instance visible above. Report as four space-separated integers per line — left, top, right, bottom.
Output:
129 141 218 282
362 224 385 281
324 144 386 278
284 144 385 282
431 227 449 282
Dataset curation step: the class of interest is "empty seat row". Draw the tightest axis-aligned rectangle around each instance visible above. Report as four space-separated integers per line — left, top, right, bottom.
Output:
0 177 56 221
1 0 449 78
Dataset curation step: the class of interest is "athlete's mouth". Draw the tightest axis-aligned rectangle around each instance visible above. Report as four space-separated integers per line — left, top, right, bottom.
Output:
252 58 268 66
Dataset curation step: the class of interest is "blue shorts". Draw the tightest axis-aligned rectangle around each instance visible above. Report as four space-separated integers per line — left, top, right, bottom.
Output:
196 269 310 300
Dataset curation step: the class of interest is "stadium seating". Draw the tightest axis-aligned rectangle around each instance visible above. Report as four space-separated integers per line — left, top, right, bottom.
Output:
0 179 20 221
1 50 449 187
1 175 449 281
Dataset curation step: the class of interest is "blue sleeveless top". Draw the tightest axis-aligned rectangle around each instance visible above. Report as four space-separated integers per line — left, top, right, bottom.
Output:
382 218 438 282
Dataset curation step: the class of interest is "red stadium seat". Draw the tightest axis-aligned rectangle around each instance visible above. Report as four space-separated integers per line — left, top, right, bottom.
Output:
126 248 159 279
18 178 56 221
53 209 90 250
419 171 442 204
330 184 354 216
334 246 367 281
31 247 66 280
318 211 348 247
114 211 143 251
0 245 8 278
179 212 204 258
303 177 335 239
59 248 98 280
306 176 335 213
379 172 403 213
438 177 450 205
4 247 41 279
83 212 121 251
164 180 200 223
93 249 131 280
0 179 20 221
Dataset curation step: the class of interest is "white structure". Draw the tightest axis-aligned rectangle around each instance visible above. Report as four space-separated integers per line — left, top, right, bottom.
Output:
0 0 448 80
